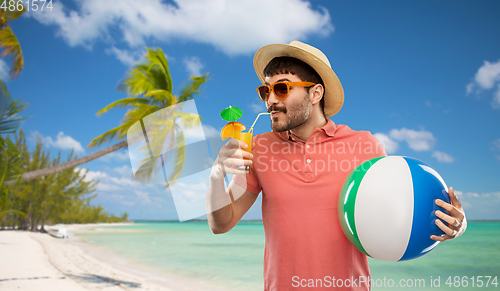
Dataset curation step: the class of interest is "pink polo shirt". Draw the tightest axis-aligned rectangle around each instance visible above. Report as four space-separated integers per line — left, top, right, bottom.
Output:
233 119 387 290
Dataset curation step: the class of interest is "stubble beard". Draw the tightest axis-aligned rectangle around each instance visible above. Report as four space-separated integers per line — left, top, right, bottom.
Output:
271 94 311 133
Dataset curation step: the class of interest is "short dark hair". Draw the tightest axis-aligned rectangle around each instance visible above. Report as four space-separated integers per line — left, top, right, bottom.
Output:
263 56 325 113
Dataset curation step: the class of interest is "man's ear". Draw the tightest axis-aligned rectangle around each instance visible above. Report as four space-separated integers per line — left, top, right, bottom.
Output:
310 84 324 106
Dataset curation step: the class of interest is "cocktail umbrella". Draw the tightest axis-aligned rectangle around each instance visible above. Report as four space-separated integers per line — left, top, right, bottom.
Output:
220 105 242 121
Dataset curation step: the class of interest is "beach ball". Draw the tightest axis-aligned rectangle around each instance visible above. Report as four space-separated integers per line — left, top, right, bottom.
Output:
338 156 450 261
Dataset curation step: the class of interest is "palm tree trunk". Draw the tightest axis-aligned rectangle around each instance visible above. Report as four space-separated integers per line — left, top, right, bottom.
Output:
5 140 128 186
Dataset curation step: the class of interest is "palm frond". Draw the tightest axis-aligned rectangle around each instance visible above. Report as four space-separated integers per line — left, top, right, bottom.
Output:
96 97 151 117
0 26 23 78
0 138 21 185
178 73 209 102
0 79 11 99
87 125 126 149
0 97 28 135
143 89 175 107
165 125 185 188
175 112 201 130
144 47 172 93
0 4 26 21
121 104 161 127
88 104 160 148
117 64 156 96
117 48 174 98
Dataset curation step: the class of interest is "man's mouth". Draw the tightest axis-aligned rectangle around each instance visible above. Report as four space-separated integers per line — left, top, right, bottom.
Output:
271 111 281 117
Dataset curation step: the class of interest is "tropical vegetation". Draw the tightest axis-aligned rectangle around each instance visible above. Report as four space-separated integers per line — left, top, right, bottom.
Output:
0 81 128 230
0 2 25 78
8 47 209 185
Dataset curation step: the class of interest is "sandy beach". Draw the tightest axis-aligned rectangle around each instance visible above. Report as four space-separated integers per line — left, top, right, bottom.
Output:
0 224 178 291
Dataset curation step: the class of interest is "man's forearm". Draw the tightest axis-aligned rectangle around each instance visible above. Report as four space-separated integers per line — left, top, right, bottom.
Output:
206 164 234 234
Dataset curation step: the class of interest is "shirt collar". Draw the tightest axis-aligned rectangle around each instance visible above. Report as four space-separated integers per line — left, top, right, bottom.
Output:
275 119 337 143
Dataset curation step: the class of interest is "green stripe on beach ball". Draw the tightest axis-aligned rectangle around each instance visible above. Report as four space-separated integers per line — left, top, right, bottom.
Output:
338 156 385 257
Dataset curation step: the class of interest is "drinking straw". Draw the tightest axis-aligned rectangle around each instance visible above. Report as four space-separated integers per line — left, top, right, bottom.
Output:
248 112 271 132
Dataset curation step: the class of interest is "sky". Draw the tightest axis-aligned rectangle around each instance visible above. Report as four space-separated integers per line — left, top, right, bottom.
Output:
4 0 500 220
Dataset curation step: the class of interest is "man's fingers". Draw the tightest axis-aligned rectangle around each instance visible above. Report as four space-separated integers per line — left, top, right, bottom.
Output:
225 138 249 150
448 187 463 209
222 138 239 148
219 148 253 161
223 158 252 167
430 234 450 242
435 199 464 221
224 167 249 175
225 169 249 175
435 219 455 236
217 139 254 176
435 210 461 228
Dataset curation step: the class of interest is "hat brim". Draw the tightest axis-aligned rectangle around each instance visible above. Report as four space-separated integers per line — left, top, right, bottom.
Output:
254 43 344 118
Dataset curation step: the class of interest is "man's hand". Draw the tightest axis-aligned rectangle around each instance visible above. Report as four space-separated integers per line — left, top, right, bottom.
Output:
216 138 253 177
431 187 467 242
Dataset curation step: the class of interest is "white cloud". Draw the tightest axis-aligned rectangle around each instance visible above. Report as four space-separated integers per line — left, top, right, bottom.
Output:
0 59 9 81
432 150 455 163
27 0 332 55
453 190 500 219
113 165 133 176
105 46 144 66
83 169 145 192
493 85 500 109
389 128 436 152
467 59 500 109
83 170 109 183
100 149 130 162
376 128 455 161
134 190 151 204
493 139 500 150
31 131 85 153
473 60 500 89
176 181 208 202
458 191 500 200
202 124 219 138
373 133 399 154
80 169 125 192
250 102 266 114
183 56 203 76
493 138 500 161
466 83 474 95
96 183 123 192
182 124 219 139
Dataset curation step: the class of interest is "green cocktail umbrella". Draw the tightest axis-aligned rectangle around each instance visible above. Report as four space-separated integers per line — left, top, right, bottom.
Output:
220 105 243 121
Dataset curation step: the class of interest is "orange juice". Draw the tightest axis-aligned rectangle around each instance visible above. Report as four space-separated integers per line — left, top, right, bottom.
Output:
232 131 253 156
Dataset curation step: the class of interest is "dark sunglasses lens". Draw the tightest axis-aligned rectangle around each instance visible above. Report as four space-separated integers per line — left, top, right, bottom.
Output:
258 86 270 101
274 83 288 98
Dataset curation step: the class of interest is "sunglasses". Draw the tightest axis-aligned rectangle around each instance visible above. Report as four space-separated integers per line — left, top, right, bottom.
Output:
256 82 317 101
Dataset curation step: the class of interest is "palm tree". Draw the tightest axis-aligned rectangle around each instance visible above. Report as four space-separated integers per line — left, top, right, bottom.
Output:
0 4 26 79
0 79 27 221
5 47 209 185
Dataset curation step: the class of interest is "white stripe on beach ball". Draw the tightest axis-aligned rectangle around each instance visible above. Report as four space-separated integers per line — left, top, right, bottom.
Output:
354 156 414 261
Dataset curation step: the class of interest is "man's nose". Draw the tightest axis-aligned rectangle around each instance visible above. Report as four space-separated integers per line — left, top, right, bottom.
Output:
267 90 280 107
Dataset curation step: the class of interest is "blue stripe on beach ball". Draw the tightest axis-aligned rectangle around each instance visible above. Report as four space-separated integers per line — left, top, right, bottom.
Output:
399 157 451 261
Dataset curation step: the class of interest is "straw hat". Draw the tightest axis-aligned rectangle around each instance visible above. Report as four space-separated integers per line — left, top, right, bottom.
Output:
253 41 344 117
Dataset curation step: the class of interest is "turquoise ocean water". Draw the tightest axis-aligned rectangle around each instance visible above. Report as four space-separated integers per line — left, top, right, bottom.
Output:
78 221 500 290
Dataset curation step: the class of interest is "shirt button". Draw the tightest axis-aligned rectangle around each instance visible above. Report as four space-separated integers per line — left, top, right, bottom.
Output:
306 144 310 149
307 159 311 163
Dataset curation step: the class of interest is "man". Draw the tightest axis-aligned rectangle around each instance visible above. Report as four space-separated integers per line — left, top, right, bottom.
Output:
206 41 466 290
